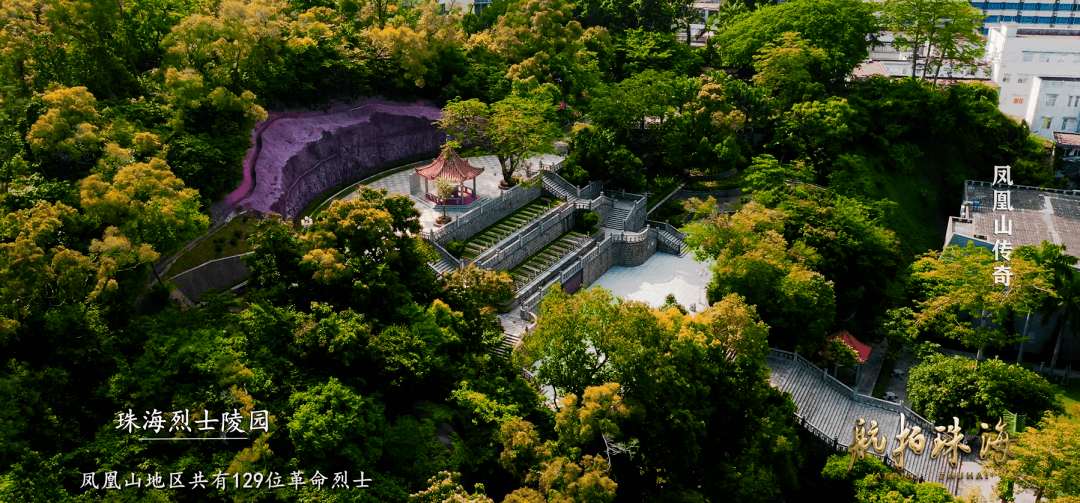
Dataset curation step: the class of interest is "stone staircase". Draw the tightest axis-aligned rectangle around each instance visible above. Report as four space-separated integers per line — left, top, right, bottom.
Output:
605 206 630 231
510 231 588 290
461 198 556 259
430 258 457 275
541 171 579 201
492 331 524 358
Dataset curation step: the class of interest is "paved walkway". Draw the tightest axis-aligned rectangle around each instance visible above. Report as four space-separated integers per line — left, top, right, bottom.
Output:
345 154 564 233
855 338 889 395
590 253 713 311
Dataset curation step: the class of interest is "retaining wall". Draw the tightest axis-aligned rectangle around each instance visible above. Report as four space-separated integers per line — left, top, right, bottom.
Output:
171 253 253 302
214 99 444 221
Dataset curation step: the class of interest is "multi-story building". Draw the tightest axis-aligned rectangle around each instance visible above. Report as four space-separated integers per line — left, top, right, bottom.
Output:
970 0 1080 31
985 23 1080 138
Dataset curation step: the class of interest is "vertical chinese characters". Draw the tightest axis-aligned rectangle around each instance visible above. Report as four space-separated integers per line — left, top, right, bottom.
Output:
992 165 1015 286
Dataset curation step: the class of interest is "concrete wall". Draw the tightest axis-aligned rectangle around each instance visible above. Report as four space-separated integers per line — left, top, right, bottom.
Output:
612 229 657 267
171 253 253 302
215 100 446 221
582 238 615 287
280 113 444 217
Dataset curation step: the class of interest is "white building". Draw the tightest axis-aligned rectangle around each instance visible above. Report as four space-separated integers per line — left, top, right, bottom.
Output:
970 0 1080 32
985 23 1080 139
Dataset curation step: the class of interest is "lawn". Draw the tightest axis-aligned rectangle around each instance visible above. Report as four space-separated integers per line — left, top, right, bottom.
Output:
1056 379 1080 425
168 213 260 277
646 175 682 212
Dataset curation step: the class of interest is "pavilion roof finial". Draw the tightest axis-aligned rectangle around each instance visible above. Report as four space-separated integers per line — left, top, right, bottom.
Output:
415 145 484 182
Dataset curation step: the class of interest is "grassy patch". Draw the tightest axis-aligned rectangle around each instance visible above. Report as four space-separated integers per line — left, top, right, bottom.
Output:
508 230 584 280
169 214 260 277
1056 379 1080 425
646 176 682 211
460 197 560 258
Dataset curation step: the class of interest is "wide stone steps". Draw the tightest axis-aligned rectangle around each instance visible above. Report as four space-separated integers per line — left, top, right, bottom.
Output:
765 352 954 487
492 331 524 358
429 258 457 275
510 232 587 290
606 207 630 230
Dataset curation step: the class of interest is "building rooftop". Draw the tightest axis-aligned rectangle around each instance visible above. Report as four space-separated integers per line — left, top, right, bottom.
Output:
852 61 888 78
948 181 1080 259
1056 132 1080 148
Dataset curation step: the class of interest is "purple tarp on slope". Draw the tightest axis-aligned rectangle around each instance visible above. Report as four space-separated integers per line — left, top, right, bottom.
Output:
211 98 444 221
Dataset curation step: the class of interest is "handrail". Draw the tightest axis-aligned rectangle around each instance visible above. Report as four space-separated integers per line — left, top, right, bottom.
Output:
767 347 943 485
427 238 463 270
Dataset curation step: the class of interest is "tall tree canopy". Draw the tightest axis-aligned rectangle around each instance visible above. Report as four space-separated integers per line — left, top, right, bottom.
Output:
712 0 878 82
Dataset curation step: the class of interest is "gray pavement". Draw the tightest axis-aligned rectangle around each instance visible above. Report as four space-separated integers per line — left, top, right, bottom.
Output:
349 154 564 233
590 253 713 311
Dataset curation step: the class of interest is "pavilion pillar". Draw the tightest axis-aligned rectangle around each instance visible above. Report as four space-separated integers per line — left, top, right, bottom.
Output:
424 178 429 199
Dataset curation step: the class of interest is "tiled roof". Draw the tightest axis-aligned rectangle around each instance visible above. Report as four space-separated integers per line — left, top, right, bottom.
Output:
415 147 484 182
1055 132 1080 148
832 331 872 363
852 61 888 78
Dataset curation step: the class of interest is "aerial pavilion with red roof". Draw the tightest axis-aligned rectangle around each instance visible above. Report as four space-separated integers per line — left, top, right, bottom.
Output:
414 146 485 206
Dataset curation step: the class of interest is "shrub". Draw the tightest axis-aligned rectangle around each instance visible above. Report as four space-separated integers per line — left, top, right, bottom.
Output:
583 211 599 231
446 241 465 258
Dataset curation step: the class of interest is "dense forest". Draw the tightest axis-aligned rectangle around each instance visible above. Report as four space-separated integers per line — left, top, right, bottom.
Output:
0 0 1074 501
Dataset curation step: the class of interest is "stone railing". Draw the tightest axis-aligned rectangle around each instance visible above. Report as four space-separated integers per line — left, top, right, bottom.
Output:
517 232 609 317
649 220 685 255
612 227 653 244
541 170 581 201
428 239 463 270
428 183 541 245
473 203 575 271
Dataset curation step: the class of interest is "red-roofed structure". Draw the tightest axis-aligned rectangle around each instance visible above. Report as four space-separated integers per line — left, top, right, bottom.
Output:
415 147 484 205
831 330 872 364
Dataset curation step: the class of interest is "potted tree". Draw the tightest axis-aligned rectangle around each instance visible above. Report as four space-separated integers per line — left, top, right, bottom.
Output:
435 177 454 226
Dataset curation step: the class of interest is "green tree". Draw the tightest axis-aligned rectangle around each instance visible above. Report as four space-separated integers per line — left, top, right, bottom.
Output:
683 201 836 352
713 0 878 82
775 97 865 168
437 97 559 187
906 354 1064 428
79 157 209 255
751 31 827 111
742 153 787 193
288 377 386 469
881 0 986 81
613 28 701 78
25 85 102 175
993 416 1080 502
909 244 1035 358
522 287 623 401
